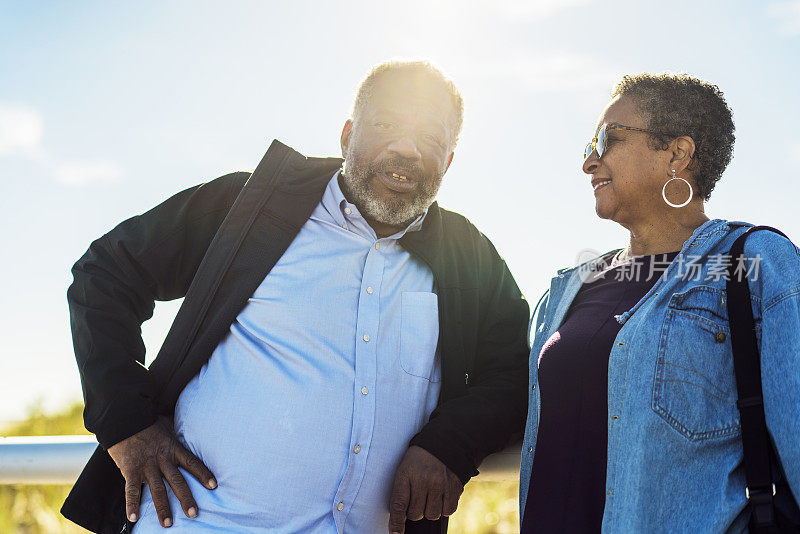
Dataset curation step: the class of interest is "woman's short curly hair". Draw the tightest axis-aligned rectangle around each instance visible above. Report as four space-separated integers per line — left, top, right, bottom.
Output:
611 73 735 201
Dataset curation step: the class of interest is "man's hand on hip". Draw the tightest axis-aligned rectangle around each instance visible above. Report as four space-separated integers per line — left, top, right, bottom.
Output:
106 416 217 528
388 445 464 534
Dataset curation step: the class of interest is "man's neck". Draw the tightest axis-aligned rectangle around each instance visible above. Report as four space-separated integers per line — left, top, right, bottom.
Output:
337 172 406 238
366 217 405 239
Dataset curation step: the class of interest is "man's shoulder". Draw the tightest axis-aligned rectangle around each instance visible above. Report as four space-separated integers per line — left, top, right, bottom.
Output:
436 205 479 236
205 170 251 191
436 206 494 249
431 206 507 274
183 170 251 201
221 140 342 195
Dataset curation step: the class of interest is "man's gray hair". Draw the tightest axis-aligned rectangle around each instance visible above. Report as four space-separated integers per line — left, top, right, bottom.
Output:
352 60 464 146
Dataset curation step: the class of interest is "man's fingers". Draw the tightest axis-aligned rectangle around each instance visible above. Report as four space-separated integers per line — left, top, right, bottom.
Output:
442 480 462 517
424 489 444 521
388 476 410 534
146 468 173 528
406 482 427 522
160 460 198 518
124 479 142 522
173 442 216 490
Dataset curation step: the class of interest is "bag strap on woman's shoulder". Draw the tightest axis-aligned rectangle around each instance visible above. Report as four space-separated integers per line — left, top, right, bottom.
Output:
726 225 790 532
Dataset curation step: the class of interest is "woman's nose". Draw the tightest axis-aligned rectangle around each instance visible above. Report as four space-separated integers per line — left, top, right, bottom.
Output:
582 151 600 174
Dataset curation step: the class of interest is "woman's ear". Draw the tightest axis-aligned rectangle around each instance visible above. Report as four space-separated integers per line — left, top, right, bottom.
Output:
669 135 696 176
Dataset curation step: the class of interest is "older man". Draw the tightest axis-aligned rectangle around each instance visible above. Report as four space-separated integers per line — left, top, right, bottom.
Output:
63 61 529 534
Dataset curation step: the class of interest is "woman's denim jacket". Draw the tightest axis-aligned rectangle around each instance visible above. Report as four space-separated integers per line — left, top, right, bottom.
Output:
520 219 800 532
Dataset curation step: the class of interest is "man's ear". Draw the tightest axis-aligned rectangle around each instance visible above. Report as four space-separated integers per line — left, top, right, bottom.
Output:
444 152 454 174
340 120 353 158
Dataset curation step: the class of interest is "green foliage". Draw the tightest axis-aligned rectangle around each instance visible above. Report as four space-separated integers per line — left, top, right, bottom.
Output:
1 401 90 533
0 484 85 534
1 402 521 533
3 402 90 438
449 480 520 533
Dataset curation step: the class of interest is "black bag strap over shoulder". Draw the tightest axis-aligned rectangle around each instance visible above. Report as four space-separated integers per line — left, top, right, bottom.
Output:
725 225 799 533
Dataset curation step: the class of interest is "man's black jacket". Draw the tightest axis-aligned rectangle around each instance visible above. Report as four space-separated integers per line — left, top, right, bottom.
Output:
63 140 530 534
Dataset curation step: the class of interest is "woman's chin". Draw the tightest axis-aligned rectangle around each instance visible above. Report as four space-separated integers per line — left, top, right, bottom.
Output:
594 201 614 220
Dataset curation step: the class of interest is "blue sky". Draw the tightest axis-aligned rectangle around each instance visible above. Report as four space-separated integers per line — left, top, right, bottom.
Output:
1 0 799 423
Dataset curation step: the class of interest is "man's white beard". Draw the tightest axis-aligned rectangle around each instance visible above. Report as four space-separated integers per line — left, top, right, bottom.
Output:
341 149 442 228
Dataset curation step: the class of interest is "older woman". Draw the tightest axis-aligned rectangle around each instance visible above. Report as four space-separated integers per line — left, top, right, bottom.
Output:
519 74 800 532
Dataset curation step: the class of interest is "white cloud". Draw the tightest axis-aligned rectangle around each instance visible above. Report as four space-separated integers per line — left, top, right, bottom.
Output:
0 103 124 185
0 105 44 156
791 140 800 159
768 1 800 35
481 0 595 19
472 52 621 94
55 161 124 186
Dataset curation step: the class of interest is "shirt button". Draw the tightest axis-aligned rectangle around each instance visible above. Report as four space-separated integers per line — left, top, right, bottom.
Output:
715 332 727 343
607 490 613 496
531 384 536 390
353 445 361 454
528 446 533 452
611 415 619 420
362 334 370 342
361 387 368 395
337 502 344 511
344 207 352 215
342 223 348 230
375 242 380 250
366 286 373 294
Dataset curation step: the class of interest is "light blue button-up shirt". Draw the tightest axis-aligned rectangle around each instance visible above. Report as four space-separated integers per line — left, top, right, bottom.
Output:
134 172 442 533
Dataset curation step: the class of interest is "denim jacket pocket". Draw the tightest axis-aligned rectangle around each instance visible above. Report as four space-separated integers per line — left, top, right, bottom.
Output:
653 286 752 441
400 292 441 382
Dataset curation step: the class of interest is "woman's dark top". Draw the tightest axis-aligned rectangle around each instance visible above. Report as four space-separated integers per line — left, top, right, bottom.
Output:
521 251 679 533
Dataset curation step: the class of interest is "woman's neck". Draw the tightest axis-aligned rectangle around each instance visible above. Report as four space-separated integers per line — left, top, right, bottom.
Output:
621 207 710 257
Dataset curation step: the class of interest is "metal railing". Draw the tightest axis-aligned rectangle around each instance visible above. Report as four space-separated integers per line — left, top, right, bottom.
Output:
0 436 521 485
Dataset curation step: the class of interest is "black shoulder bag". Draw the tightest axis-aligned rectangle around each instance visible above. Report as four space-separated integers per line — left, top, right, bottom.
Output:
725 225 800 533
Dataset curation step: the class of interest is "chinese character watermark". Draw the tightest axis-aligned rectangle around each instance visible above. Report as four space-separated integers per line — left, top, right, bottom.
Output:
572 249 763 283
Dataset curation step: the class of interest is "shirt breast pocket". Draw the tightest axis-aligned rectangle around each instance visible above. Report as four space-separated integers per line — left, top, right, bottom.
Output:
400 292 441 382
652 286 759 441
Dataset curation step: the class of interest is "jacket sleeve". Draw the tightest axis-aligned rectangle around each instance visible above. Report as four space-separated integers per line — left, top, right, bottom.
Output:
748 232 800 501
67 172 248 449
409 241 531 484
